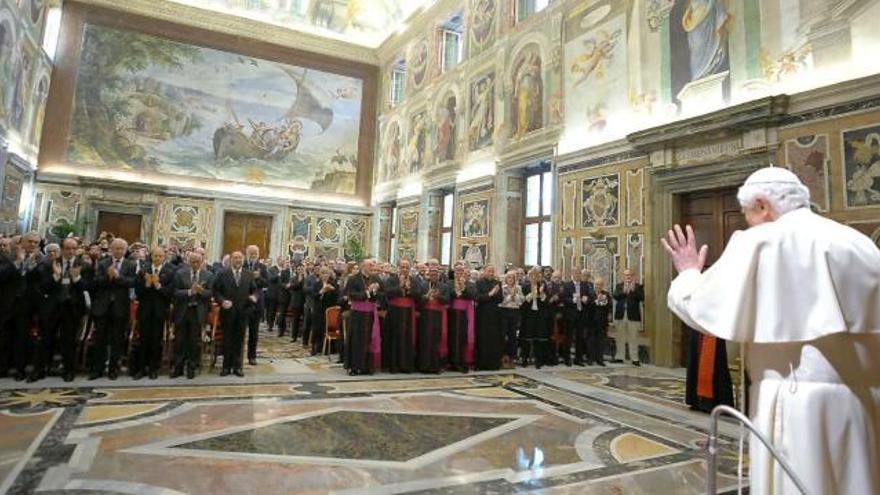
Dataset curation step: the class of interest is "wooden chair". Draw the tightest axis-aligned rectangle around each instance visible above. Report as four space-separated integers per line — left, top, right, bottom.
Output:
321 306 342 357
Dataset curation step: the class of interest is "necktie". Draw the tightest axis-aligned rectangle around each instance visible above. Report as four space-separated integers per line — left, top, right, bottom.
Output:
234 269 240 286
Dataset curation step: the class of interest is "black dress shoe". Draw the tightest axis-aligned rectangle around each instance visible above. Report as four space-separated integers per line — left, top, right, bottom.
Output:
148 371 159 380
248 358 257 366
220 369 230 377
574 360 586 367
88 371 102 380
632 361 641 367
63 372 75 382
186 368 196 379
13 371 26 381
132 372 144 381
597 361 606 367
107 370 118 381
26 373 44 383
233 369 244 377
610 359 624 364
169 368 183 379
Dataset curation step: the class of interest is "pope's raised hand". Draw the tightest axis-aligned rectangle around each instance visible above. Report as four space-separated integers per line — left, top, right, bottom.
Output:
661 224 708 274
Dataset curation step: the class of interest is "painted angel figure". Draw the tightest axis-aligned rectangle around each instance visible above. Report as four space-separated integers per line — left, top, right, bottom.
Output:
570 29 621 87
468 79 494 147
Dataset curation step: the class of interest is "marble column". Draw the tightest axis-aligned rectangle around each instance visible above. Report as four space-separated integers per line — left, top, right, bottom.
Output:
375 204 393 262
492 170 524 268
419 190 443 262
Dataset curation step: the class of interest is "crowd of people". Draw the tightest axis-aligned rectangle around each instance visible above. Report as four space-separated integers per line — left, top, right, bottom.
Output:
0 230 645 382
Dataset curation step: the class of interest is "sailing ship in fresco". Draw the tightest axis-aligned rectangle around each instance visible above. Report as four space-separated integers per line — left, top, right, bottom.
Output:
212 68 334 162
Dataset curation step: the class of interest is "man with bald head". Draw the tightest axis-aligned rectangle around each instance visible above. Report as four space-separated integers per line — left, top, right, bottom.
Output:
243 245 268 365
171 250 214 379
344 259 384 375
88 238 137 380
214 251 258 377
134 246 175 380
611 269 644 366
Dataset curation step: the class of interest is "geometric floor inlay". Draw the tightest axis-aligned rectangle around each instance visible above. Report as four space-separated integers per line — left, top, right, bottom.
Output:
175 410 516 462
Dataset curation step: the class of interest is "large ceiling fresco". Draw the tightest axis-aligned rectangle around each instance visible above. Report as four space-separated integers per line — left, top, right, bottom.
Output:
168 0 435 47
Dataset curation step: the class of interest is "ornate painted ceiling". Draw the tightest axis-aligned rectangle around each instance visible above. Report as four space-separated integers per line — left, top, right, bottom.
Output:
167 0 435 48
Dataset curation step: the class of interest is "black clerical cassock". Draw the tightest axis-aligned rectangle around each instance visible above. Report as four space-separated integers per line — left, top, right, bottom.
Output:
384 273 424 373
417 278 450 373
344 272 382 375
474 276 503 370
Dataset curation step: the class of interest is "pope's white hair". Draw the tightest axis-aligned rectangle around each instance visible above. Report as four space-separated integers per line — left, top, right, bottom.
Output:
737 168 811 215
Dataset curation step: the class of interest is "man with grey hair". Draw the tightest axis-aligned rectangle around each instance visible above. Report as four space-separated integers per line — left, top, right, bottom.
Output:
88 238 137 380
664 167 880 494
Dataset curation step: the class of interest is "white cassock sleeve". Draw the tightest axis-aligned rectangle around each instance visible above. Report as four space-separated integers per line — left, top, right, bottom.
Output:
667 209 880 344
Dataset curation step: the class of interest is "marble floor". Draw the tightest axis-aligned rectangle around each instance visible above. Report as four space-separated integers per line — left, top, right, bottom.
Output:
0 332 749 494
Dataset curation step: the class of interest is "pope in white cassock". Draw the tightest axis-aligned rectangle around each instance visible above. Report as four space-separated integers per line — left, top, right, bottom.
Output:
663 167 880 495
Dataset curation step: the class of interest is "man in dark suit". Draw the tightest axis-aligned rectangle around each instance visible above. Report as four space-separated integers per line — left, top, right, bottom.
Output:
0 236 19 378
265 256 283 331
171 251 214 379
612 269 645 366
243 245 267 365
88 238 137 380
32 238 86 382
301 261 319 347
275 258 292 337
561 269 596 366
134 246 175 380
213 251 257 377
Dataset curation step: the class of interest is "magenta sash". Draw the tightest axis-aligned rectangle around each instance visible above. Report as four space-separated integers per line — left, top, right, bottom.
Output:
450 298 476 365
389 297 418 347
351 300 381 369
424 300 449 358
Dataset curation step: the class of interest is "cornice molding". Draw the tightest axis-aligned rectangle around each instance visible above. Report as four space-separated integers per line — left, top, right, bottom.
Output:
69 0 379 65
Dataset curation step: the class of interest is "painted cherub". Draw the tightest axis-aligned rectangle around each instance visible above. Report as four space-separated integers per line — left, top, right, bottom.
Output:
570 29 622 87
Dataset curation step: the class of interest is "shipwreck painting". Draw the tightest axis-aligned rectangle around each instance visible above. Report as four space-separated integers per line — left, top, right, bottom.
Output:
67 24 364 195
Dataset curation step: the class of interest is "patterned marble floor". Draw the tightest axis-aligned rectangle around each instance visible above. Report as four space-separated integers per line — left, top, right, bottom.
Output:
0 342 749 494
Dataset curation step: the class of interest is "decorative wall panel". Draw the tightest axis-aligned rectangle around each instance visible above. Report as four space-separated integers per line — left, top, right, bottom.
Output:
784 134 830 212
455 188 494 267
581 173 620 228
153 196 215 251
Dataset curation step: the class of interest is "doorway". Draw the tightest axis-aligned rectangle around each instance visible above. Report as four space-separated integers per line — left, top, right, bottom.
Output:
96 211 143 244
222 212 273 259
677 188 747 366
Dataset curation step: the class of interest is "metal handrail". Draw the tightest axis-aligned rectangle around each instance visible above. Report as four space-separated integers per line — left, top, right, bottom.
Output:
707 405 809 495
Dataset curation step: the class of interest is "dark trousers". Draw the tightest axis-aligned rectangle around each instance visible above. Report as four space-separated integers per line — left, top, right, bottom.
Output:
222 310 245 371
285 308 302 341
174 307 201 370
247 311 260 361
588 323 607 364
0 314 14 375
500 308 520 360
562 308 583 363
90 311 129 373
301 302 314 346
12 301 34 372
265 298 278 330
139 315 165 373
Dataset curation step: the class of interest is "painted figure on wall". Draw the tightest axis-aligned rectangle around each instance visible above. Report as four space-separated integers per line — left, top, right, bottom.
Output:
462 199 489 238
29 72 49 147
409 38 429 90
670 0 730 99
570 29 622 88
468 73 495 150
469 0 496 55
407 112 427 173
10 45 32 132
68 24 364 194
843 126 880 207
512 46 543 140
0 10 17 123
384 121 401 180
435 94 457 163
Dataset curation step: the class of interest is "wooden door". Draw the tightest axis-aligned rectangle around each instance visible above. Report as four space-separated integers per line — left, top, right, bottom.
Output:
96 212 143 244
222 212 272 258
677 188 744 365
